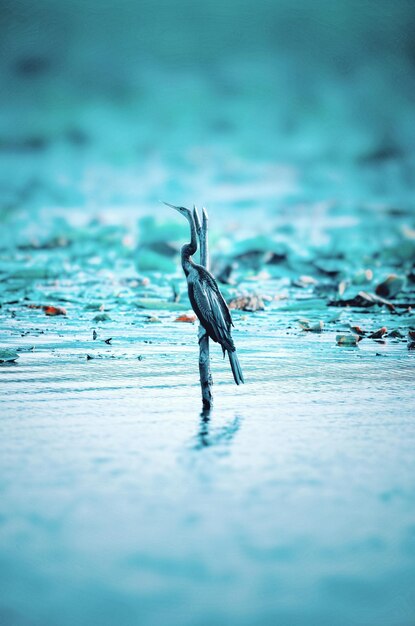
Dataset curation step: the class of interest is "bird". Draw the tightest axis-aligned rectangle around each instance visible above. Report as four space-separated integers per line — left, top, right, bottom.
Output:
165 202 244 385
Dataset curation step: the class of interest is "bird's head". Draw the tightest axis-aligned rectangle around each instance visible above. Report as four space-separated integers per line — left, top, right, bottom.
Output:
163 201 192 221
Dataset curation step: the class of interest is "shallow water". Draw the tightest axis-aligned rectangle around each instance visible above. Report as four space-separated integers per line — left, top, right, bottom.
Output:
1 298 414 626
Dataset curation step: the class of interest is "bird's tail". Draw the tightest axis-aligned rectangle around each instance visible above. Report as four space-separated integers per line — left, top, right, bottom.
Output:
228 350 244 385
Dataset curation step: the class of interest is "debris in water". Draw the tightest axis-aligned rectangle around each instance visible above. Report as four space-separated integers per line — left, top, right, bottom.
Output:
27 304 67 316
338 281 348 297
93 313 111 322
329 291 395 311
349 325 366 336
43 305 67 316
293 275 318 288
146 316 161 323
85 302 106 312
375 274 406 299
369 327 387 339
0 349 19 363
228 294 265 312
175 313 197 323
336 334 361 346
298 319 324 332
389 329 404 338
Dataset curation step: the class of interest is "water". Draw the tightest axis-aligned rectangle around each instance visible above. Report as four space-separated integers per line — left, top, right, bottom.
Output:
1 1 415 623
1 301 414 625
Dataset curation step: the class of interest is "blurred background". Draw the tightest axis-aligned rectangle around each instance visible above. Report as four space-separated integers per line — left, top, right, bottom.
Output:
1 0 415 229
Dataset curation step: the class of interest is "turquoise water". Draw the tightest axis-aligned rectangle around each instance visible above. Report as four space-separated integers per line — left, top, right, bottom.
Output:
1 2 415 624
1 306 414 626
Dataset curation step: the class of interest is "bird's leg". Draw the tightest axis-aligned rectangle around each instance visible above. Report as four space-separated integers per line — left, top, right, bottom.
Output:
194 205 213 410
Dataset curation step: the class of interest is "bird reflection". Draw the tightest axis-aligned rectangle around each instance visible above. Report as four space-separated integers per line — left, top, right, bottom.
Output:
197 408 212 448
195 409 241 450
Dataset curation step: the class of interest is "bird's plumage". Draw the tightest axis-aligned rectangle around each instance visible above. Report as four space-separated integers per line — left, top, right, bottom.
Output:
187 264 244 385
166 201 244 385
188 265 234 352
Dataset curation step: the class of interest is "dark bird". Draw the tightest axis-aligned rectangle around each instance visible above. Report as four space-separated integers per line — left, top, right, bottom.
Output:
165 202 244 385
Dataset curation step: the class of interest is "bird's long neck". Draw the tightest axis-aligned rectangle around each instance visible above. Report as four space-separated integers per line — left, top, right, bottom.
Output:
181 212 198 275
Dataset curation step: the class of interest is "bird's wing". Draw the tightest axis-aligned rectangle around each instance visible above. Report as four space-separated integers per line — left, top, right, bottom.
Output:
203 270 234 327
190 275 235 352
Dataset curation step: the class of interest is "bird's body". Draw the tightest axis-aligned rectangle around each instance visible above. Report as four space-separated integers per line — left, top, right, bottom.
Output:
187 263 244 385
187 263 234 352
166 202 244 385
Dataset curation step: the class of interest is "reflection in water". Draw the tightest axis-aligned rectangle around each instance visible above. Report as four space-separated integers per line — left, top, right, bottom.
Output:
195 409 242 450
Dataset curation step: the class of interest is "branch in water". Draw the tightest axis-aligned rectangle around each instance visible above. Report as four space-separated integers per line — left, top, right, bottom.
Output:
193 205 213 410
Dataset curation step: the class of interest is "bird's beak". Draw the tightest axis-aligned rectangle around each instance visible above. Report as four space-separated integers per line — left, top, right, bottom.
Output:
162 201 183 213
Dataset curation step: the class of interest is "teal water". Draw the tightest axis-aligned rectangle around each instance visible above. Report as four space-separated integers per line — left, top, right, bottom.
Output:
1 1 415 624
1 303 415 626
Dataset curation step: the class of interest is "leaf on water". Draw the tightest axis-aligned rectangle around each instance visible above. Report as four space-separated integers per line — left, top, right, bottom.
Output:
338 280 348 296
314 259 343 277
326 310 344 323
175 313 197 323
298 319 324 332
375 274 406 299
336 334 361 346
349 325 366 336
293 275 318 288
146 316 161 323
0 349 19 363
329 291 395 311
369 327 387 339
93 313 111 322
389 329 403 338
43 305 66 316
85 302 106 311
232 236 287 264
228 295 265 312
